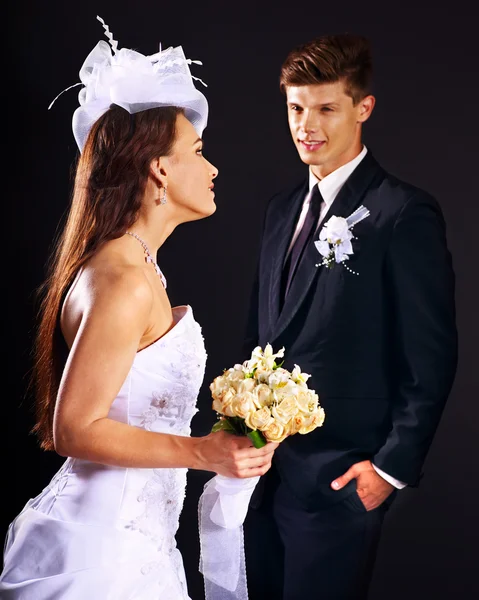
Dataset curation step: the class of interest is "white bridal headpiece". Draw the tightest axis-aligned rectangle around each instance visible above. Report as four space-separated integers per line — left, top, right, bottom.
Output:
49 16 209 152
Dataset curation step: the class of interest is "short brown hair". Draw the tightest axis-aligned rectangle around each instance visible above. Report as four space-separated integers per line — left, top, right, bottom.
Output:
279 33 372 104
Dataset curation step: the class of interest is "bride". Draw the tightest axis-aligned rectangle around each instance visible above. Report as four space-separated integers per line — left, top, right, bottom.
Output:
0 18 277 599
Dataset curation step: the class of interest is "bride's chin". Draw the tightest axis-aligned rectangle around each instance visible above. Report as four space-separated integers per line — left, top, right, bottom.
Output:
185 203 217 222
201 203 217 218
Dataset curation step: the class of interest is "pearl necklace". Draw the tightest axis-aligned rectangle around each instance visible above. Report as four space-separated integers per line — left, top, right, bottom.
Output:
125 231 167 289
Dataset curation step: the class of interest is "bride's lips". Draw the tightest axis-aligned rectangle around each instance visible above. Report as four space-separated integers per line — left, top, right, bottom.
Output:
299 140 326 151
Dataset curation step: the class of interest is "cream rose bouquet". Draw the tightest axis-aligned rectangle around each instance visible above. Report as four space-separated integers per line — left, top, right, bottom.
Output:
199 345 325 600
209 344 325 448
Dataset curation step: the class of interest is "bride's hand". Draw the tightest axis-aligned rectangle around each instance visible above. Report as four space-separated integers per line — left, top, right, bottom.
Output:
195 431 279 478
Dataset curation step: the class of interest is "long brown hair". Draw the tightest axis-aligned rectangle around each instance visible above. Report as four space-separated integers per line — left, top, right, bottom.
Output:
279 34 373 104
32 105 183 450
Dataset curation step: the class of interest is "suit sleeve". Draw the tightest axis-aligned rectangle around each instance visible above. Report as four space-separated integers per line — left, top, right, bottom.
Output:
373 192 458 486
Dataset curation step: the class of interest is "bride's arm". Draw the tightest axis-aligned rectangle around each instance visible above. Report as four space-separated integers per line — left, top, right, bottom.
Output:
54 265 276 478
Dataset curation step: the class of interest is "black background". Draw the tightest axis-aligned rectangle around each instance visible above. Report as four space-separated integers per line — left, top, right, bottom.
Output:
6 1 478 598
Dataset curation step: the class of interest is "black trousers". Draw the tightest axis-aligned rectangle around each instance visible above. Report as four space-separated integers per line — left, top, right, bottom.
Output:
244 467 396 600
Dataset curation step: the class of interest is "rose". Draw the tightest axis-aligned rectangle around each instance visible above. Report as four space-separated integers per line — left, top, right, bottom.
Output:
245 407 274 431
224 368 246 391
217 387 237 417
262 420 288 443
252 384 273 408
289 413 304 435
322 215 351 242
315 215 353 263
210 375 229 401
231 392 257 420
298 408 326 434
315 407 326 427
237 378 257 394
297 389 320 414
271 397 299 426
212 397 223 414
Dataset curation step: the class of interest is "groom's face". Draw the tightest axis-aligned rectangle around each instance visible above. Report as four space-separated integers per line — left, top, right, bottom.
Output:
285 81 374 178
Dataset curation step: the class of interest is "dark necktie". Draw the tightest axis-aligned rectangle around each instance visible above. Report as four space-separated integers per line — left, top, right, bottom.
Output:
282 184 323 300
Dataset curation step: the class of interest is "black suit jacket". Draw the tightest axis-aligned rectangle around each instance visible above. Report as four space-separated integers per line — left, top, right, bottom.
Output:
243 151 458 509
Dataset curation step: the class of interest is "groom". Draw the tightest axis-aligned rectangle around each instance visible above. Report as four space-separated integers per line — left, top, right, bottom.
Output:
242 34 457 599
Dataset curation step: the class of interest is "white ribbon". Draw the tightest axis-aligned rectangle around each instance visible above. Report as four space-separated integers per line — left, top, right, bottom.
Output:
198 474 260 600
346 205 370 228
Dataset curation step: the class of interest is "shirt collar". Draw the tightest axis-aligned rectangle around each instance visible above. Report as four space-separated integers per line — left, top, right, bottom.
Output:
308 145 368 206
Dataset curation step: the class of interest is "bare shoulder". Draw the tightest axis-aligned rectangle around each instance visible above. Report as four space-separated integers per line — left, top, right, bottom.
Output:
82 261 154 317
61 255 155 347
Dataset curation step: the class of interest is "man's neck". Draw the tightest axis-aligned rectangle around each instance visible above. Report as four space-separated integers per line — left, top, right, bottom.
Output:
310 143 364 180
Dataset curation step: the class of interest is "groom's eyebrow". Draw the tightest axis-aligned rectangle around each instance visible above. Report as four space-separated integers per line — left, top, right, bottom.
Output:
317 101 340 108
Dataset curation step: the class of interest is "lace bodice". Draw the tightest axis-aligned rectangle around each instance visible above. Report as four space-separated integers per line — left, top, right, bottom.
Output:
111 304 206 437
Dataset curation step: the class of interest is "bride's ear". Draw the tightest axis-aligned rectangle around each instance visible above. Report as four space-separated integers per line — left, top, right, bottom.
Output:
149 157 168 189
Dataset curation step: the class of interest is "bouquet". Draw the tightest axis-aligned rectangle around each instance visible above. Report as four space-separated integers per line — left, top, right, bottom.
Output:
209 343 325 448
199 345 325 600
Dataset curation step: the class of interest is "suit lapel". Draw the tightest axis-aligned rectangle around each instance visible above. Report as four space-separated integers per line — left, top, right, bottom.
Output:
271 151 384 342
260 181 308 334
320 151 382 222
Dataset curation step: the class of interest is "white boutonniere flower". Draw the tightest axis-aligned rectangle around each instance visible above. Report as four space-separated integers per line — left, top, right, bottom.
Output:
314 205 370 275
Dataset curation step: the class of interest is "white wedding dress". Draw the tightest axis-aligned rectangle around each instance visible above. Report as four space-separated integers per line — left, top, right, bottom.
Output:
1 305 207 599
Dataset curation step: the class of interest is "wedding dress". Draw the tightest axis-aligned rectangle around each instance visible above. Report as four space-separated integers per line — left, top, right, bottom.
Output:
0 305 206 599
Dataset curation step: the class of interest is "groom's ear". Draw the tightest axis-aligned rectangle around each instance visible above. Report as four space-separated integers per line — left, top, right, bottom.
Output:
357 94 376 123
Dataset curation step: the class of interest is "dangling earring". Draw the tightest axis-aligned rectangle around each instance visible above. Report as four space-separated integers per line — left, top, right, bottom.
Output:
160 186 167 205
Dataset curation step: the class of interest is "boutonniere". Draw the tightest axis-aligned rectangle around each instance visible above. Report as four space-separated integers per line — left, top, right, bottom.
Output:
314 205 370 275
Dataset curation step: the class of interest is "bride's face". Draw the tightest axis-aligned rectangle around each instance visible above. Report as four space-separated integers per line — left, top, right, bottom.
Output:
161 114 218 221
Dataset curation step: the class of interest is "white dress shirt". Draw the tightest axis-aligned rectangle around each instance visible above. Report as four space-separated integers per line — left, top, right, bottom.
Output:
289 145 406 490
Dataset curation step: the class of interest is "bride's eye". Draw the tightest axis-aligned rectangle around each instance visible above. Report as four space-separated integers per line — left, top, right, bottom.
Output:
196 147 203 155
